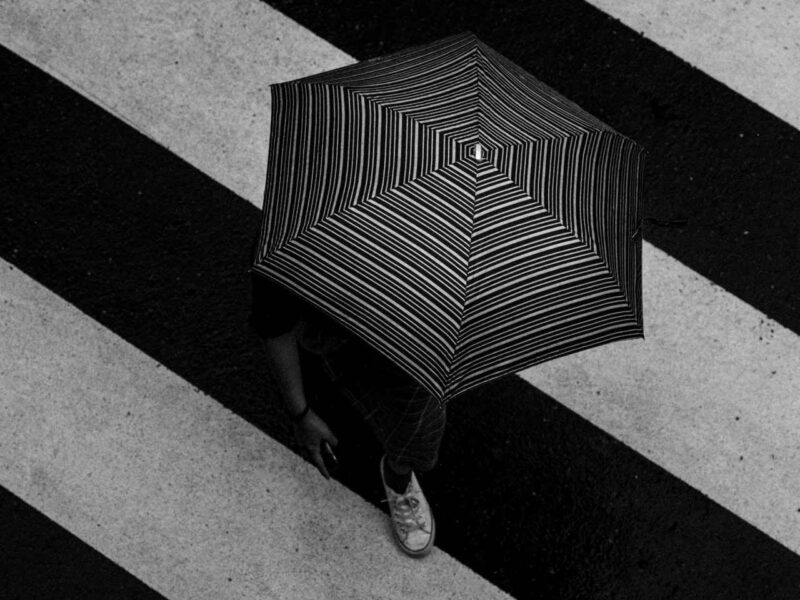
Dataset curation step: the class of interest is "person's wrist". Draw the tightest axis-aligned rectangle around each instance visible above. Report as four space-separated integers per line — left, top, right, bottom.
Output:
290 404 311 423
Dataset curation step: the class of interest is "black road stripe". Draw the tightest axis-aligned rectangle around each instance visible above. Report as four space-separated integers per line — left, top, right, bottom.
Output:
0 485 167 600
2 34 800 600
259 0 800 336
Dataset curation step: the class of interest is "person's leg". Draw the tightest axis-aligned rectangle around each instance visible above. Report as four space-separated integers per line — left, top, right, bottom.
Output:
319 340 447 475
379 385 446 490
320 342 444 556
370 383 443 557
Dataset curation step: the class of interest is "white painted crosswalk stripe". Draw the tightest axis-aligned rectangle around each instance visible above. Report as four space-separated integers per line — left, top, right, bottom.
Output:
0 259 512 599
585 0 800 131
0 0 350 209
521 243 800 553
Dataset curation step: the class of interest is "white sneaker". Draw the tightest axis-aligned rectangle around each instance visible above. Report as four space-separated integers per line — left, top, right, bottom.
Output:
380 455 435 557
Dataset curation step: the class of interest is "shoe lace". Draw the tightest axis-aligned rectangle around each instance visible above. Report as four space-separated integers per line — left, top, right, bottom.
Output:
382 493 429 533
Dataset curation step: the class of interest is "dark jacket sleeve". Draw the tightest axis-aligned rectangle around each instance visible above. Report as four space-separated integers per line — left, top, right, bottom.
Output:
249 271 301 338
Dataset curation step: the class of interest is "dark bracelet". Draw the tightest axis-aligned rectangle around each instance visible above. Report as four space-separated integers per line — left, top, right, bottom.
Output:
290 404 311 423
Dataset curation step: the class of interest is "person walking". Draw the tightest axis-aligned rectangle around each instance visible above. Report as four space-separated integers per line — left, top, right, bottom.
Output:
249 270 445 557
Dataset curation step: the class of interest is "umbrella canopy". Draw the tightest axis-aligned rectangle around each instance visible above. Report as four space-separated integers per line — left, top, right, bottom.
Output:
252 32 645 404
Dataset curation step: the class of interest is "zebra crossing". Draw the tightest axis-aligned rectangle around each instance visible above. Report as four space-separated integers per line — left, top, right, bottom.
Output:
1 1 799 598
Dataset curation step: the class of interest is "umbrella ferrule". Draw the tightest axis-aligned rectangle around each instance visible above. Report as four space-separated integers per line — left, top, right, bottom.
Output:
468 142 487 161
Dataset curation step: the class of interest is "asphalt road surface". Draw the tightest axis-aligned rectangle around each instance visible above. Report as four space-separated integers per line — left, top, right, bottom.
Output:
1 1 799 599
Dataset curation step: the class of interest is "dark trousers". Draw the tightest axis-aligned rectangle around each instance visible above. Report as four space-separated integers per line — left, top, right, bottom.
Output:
305 337 446 473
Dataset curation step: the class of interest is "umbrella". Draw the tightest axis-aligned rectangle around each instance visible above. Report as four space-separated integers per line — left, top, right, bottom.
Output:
252 32 645 405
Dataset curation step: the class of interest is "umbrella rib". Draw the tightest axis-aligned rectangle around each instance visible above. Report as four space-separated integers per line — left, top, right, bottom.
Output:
444 50 482 394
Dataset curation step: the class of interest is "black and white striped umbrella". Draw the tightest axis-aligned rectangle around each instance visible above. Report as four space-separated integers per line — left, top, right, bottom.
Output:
253 32 645 405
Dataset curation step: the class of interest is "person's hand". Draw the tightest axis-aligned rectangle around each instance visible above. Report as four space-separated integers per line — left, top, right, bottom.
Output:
294 409 339 480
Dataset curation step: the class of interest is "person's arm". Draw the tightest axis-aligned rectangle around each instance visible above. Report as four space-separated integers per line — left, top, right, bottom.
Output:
262 327 308 418
251 272 338 479
261 329 339 479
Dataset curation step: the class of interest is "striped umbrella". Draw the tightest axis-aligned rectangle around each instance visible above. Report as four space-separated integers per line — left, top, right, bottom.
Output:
252 32 645 405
